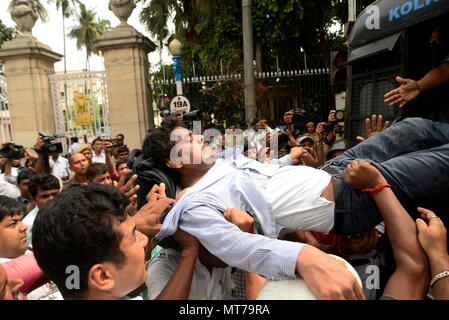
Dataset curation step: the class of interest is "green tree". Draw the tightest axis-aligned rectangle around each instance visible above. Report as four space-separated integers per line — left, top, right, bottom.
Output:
68 3 111 71
8 0 49 23
0 19 18 75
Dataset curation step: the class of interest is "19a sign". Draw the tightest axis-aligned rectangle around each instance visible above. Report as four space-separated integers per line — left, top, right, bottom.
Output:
170 95 191 114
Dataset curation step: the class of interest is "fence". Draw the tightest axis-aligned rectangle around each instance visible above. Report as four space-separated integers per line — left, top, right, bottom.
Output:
49 71 110 153
152 68 333 128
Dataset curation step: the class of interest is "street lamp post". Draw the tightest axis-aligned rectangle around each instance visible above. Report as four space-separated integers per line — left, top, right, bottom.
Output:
300 47 307 72
169 39 183 96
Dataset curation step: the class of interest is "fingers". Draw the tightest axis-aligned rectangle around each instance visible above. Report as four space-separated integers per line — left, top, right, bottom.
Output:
371 115 377 133
365 118 371 136
383 121 390 131
223 207 231 221
376 115 383 132
117 172 126 188
146 184 159 202
123 174 138 192
396 76 406 85
125 184 140 199
415 218 428 233
417 207 441 226
159 182 167 198
356 136 365 142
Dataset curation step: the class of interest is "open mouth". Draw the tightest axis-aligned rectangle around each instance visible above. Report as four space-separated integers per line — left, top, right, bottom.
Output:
21 235 28 242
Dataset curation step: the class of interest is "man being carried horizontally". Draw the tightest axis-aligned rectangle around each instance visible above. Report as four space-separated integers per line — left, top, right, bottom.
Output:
142 116 449 300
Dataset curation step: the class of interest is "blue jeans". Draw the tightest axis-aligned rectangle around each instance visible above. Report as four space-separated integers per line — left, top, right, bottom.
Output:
327 118 449 235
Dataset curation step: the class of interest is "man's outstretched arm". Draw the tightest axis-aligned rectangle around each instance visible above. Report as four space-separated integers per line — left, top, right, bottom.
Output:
344 160 430 299
180 205 364 300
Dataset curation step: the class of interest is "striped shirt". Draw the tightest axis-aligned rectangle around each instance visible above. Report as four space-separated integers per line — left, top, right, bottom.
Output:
156 147 305 281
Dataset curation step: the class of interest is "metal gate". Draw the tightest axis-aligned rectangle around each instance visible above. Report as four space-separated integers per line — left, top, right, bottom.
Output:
49 71 110 153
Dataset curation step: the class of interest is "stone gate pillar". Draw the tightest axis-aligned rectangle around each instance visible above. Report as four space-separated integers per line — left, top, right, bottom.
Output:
0 2 62 147
96 1 156 150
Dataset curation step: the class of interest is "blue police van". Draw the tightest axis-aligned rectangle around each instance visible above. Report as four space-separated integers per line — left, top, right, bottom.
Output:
345 0 449 141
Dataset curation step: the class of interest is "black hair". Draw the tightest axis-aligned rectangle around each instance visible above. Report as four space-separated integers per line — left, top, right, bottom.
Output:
116 133 124 140
0 195 24 222
115 159 127 172
17 169 37 185
28 174 60 198
71 137 79 143
32 184 129 299
86 163 108 182
117 145 129 154
142 116 185 169
91 137 103 146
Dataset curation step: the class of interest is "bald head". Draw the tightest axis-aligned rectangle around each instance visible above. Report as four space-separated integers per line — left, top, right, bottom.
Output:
69 153 89 176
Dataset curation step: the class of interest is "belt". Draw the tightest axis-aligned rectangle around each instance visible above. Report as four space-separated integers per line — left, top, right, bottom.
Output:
320 164 344 210
332 175 344 210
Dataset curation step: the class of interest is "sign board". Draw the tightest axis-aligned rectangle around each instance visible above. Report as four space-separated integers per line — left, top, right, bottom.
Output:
170 95 191 114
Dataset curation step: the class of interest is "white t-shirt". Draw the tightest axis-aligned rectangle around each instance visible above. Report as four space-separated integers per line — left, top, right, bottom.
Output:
68 142 84 155
146 248 235 300
0 173 21 198
49 156 70 182
92 151 106 164
266 165 335 234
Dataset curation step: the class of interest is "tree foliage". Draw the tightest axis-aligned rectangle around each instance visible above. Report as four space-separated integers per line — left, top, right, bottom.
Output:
68 3 111 70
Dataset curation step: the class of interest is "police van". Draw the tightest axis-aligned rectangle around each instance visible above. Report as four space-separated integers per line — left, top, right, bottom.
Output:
345 0 449 141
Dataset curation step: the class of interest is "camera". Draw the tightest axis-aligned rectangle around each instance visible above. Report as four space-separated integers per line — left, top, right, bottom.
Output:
0 142 26 159
335 110 345 121
104 138 123 148
290 108 307 130
39 132 64 156
321 122 335 134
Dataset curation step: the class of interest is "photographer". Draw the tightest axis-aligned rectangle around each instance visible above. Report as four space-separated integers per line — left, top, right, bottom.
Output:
157 94 171 112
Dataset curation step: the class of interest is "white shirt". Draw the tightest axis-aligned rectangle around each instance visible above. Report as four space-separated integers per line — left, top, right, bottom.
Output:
146 248 235 300
22 206 39 245
68 142 84 155
49 156 70 182
92 151 106 163
0 173 21 198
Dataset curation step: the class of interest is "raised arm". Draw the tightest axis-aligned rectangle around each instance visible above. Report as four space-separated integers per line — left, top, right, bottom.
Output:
179 205 364 299
343 160 429 299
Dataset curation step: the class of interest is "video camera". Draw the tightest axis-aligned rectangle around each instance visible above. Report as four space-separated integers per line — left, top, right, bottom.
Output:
0 142 26 159
39 132 64 156
291 108 307 129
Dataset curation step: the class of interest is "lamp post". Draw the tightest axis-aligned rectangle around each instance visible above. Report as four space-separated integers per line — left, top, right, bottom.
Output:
169 39 183 96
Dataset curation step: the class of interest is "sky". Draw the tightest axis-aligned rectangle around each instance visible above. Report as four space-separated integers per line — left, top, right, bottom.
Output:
0 0 174 72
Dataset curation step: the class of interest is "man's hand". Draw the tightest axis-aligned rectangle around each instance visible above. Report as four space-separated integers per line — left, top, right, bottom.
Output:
33 138 44 153
116 173 140 203
384 76 420 108
328 110 337 123
133 184 176 236
288 146 307 165
356 115 390 142
416 208 448 260
339 230 382 256
223 207 254 233
297 245 365 299
343 160 388 190
104 141 113 154
284 110 293 125
173 228 199 252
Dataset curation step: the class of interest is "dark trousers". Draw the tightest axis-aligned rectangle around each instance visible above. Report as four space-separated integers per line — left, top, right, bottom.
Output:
327 117 449 235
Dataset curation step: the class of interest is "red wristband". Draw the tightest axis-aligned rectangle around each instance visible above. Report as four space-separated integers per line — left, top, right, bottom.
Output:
182 249 198 257
362 184 391 196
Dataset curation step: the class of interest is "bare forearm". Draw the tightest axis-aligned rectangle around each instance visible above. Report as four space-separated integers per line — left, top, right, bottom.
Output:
427 253 449 300
418 62 449 92
244 271 267 300
373 188 427 268
34 154 45 174
105 152 114 174
155 255 196 300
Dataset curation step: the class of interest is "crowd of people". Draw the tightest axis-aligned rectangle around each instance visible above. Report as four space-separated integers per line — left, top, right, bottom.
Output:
0 106 448 301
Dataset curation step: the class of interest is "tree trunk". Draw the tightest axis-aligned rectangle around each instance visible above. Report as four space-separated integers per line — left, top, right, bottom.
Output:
314 0 330 70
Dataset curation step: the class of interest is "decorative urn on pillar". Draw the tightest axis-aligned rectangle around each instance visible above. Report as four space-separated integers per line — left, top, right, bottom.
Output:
109 0 136 24
9 0 39 34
